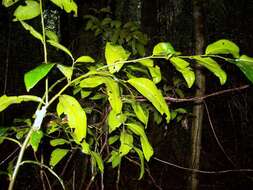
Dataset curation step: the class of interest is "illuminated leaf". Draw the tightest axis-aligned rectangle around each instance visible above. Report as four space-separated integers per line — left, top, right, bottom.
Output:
131 102 149 125
75 56 95 63
50 148 69 168
30 130 43 152
57 64 73 81
108 135 119 145
2 0 20 7
153 42 175 56
20 21 43 43
119 131 133 156
233 55 253 83
24 63 55 92
47 40 73 59
45 30 59 42
50 138 69 147
133 147 145 179
50 0 77 16
107 110 126 133
57 95 87 142
128 78 170 122
91 151 104 173
13 0 40 21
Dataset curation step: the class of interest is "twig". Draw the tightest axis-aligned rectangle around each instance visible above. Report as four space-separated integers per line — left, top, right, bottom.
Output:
153 157 253 174
0 147 19 166
204 101 236 166
116 164 121 190
85 175 96 190
136 85 250 103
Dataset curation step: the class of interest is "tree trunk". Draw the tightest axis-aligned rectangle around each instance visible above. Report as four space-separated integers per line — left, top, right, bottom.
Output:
188 0 205 190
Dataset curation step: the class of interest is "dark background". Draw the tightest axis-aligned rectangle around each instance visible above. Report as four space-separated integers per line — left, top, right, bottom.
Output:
1 0 253 189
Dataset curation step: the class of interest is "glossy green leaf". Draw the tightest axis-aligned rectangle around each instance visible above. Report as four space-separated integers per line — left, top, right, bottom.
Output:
57 95 87 142
138 59 154 67
105 42 131 73
50 148 69 168
45 30 59 42
91 151 104 173
50 138 69 147
153 42 175 56
193 56 227 85
47 40 73 59
131 102 149 125
81 140 90 154
0 95 43 112
13 0 40 21
30 130 43 152
170 57 195 88
79 76 104 88
2 0 20 7
57 64 73 81
20 21 43 43
50 0 77 16
205 39 240 58
119 131 133 156
75 56 95 63
107 150 121 168
128 78 170 122
24 63 55 92
126 123 154 161
108 135 119 145
233 55 253 83
133 147 145 179
107 110 126 133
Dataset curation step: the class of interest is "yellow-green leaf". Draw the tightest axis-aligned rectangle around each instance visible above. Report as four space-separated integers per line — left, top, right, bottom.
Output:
20 21 43 43
105 42 130 73
107 110 126 133
108 135 119 145
76 56 95 63
133 147 145 180
50 138 69 147
2 0 20 7
50 148 69 168
57 64 73 81
205 39 240 58
126 123 154 161
47 40 73 59
107 150 121 168
13 0 40 21
131 102 149 125
81 140 90 154
119 131 133 156
233 55 253 84
0 95 43 112
193 56 227 85
153 42 175 56
29 130 43 152
50 0 77 16
128 78 170 122
45 30 59 42
91 151 104 173
57 95 87 142
170 57 195 88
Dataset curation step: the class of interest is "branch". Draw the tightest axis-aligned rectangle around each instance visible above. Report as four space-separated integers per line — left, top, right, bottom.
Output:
136 85 250 103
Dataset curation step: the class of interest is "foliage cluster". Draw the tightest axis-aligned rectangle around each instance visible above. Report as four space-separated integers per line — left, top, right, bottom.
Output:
1 0 253 189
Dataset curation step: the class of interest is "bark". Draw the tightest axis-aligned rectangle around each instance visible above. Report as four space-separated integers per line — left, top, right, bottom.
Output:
188 0 206 190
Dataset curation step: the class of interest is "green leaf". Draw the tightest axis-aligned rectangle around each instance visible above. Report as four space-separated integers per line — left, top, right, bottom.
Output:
108 135 119 145
148 65 161 84
57 64 73 81
80 76 122 114
131 102 149 125
75 56 95 63
107 150 121 168
119 130 133 156
47 40 73 59
205 39 240 58
29 130 43 152
20 21 43 43
153 42 175 56
136 42 145 56
13 0 40 21
233 55 253 83
45 30 59 42
108 110 126 133
2 0 20 7
24 63 55 92
128 78 170 122
138 59 154 67
57 95 87 142
50 138 69 147
105 42 131 73
133 147 145 180
193 56 227 85
0 95 43 112
50 148 69 168
91 151 104 173
81 140 90 154
126 123 154 161
170 57 195 88
50 0 77 16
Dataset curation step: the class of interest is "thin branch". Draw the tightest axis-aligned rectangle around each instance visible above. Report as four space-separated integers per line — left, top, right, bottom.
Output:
153 157 253 174
204 101 236 166
0 147 19 166
136 84 249 102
